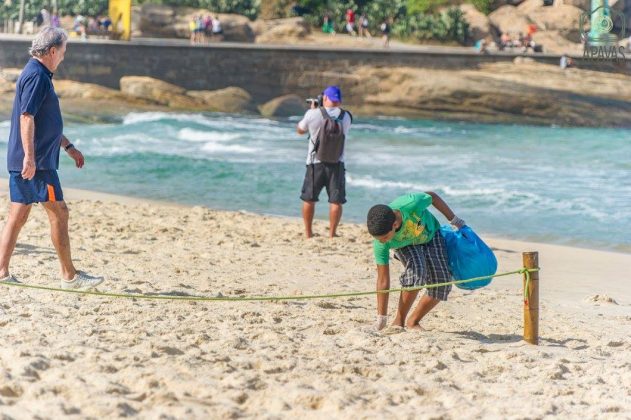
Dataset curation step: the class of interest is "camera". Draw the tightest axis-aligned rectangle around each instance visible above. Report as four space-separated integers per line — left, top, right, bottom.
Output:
305 94 323 108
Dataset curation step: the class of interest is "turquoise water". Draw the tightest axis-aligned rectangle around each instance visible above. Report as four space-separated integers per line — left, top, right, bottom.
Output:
1 112 630 253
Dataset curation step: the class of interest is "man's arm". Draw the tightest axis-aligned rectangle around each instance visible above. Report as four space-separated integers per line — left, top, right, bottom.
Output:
376 264 390 315
297 105 316 135
60 134 85 168
20 114 36 180
375 264 390 330
426 191 455 221
60 134 71 149
426 191 465 228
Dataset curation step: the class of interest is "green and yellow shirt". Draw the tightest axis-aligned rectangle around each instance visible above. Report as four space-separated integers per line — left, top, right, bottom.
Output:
372 193 440 265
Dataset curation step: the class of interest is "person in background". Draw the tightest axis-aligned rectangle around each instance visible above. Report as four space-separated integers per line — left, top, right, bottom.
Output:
204 15 212 39
51 11 60 28
87 16 99 34
189 16 197 44
499 32 511 50
322 14 335 35
359 13 371 38
296 86 353 239
475 38 488 54
212 15 223 39
73 13 86 39
196 15 206 44
40 8 51 27
381 17 391 47
345 8 356 36
100 15 112 32
560 54 575 69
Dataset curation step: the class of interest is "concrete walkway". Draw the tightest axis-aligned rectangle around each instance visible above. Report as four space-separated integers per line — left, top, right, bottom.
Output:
0 32 556 58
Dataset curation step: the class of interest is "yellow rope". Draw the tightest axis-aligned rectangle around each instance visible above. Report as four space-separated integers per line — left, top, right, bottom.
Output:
0 268 539 302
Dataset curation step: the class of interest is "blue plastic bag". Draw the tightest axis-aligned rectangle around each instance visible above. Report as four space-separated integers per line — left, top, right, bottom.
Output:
440 225 497 290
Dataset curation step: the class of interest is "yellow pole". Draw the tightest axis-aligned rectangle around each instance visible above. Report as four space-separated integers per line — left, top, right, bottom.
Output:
523 252 539 345
109 0 132 41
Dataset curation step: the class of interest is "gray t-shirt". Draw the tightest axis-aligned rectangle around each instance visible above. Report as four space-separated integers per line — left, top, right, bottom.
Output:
298 107 352 165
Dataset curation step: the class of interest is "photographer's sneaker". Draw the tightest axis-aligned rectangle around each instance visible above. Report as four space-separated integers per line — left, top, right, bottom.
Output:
61 271 104 290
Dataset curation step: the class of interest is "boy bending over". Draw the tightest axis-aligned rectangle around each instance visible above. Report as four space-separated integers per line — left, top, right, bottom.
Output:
366 192 465 331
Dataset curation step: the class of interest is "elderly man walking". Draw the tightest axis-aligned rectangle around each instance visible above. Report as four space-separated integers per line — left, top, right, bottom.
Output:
0 27 104 290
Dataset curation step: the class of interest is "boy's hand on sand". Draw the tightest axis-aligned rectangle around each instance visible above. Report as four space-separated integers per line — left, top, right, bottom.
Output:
375 315 388 331
449 216 466 230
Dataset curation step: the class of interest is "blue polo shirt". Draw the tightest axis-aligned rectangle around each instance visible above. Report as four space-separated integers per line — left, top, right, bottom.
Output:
7 58 63 172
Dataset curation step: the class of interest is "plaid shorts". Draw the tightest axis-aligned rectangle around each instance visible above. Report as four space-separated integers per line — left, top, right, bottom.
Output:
394 233 452 301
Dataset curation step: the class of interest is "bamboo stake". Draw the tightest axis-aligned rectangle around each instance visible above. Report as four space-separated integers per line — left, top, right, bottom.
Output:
523 252 539 345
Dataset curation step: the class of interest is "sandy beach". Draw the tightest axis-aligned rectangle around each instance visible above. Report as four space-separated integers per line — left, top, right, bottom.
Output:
0 183 629 418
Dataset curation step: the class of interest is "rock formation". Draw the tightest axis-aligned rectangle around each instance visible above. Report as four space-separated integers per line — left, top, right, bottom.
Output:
187 87 257 113
254 17 311 44
259 94 305 117
138 5 255 42
3 62 631 127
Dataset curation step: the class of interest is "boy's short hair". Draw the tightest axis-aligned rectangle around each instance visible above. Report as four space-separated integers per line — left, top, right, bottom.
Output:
367 204 395 237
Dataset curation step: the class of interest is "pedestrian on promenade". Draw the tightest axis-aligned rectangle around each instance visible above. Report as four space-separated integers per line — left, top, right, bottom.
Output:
345 9 356 36
381 18 391 47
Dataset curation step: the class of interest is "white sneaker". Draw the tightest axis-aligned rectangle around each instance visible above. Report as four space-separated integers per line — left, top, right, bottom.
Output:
60 271 105 290
0 274 21 284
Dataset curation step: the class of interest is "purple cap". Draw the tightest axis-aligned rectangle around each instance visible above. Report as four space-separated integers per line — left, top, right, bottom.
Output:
323 86 342 103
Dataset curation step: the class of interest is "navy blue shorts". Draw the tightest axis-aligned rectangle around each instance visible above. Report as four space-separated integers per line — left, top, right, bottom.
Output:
9 170 64 204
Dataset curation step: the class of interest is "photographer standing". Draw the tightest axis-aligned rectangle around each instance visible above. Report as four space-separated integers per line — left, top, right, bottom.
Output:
296 86 352 239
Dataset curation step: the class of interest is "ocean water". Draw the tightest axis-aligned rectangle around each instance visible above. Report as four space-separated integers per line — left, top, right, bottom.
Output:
0 113 629 253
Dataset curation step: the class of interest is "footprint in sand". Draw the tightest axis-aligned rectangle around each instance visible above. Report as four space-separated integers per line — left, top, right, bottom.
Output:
381 325 405 335
586 295 618 305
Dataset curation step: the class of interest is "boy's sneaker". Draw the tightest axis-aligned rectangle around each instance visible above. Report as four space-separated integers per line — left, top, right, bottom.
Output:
61 271 105 291
0 274 21 284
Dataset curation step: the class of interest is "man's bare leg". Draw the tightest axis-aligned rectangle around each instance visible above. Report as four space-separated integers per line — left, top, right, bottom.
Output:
406 294 440 330
329 203 342 238
0 203 32 278
42 201 76 281
302 201 315 239
392 290 419 327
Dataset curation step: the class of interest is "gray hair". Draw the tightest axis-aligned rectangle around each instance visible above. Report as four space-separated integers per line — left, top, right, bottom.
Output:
28 27 68 57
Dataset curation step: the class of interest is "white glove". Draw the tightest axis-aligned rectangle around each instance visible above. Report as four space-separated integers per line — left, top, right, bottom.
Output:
449 215 466 230
374 315 388 331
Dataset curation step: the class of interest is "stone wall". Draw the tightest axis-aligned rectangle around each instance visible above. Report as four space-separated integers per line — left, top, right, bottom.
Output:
0 36 629 104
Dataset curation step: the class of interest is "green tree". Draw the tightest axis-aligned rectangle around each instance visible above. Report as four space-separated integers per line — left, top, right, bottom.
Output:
364 0 406 25
260 0 292 19
1 0 109 21
469 0 492 14
401 7 468 43
407 0 447 14
133 0 260 20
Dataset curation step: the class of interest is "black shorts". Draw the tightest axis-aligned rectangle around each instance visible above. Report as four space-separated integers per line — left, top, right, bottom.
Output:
300 162 346 204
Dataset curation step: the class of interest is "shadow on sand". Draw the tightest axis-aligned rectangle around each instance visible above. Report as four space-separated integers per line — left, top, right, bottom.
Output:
449 330 589 348
14 243 57 256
